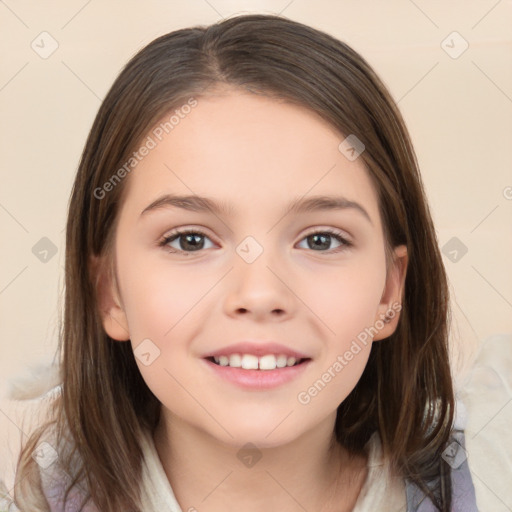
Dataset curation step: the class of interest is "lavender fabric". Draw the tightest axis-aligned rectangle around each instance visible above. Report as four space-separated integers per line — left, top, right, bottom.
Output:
405 430 479 512
39 429 479 511
40 464 96 512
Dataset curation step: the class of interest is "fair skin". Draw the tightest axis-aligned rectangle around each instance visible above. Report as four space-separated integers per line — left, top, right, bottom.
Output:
94 88 408 512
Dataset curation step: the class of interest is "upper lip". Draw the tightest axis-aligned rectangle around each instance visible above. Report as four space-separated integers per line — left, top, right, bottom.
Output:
202 341 311 360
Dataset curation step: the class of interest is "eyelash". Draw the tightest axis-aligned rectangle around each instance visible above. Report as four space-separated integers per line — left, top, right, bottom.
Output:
157 228 352 255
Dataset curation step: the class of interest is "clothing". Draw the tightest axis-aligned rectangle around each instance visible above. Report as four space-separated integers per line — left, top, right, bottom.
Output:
137 428 407 512
405 429 479 512
38 428 478 511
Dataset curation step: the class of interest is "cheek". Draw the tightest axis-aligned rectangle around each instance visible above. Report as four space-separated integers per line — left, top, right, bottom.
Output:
119 259 211 419
117 255 214 392
296 266 382 410
302 251 387 342
118 254 211 341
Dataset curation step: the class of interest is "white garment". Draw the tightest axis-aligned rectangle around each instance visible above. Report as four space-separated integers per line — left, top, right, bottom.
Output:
352 432 407 512
138 429 407 512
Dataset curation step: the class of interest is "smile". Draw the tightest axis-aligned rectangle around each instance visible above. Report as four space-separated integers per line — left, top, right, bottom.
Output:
202 356 312 390
207 353 309 370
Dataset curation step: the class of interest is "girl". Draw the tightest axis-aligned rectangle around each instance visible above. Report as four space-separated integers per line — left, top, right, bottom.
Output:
12 13 478 512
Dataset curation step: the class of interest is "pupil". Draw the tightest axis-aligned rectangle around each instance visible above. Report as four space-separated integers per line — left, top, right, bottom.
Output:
309 234 329 250
182 234 203 250
179 233 332 251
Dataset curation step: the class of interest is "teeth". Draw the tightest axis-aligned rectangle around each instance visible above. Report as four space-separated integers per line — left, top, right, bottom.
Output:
228 354 242 367
212 354 303 370
276 355 288 368
259 354 277 370
241 354 259 370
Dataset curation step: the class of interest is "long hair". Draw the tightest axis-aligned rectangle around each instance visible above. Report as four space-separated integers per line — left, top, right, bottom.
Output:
13 13 454 511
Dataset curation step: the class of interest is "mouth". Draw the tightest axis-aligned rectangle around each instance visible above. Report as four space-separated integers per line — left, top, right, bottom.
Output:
202 354 312 390
200 341 313 389
205 354 311 370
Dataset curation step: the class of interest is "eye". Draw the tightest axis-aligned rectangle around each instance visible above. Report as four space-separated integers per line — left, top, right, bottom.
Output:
158 227 352 255
296 229 352 253
158 229 214 254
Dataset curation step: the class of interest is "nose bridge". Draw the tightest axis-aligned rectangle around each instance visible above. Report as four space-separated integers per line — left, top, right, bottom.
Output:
226 233 293 316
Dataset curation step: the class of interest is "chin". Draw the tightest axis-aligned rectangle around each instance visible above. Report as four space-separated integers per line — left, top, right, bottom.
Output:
208 415 306 449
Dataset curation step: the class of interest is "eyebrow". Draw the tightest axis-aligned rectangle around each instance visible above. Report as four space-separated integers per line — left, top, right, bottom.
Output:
140 194 372 224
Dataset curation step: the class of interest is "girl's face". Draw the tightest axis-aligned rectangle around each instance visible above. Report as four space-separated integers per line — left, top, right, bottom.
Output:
96 88 407 447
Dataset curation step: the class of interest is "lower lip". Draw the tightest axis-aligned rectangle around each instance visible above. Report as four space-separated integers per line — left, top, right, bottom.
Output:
202 358 312 390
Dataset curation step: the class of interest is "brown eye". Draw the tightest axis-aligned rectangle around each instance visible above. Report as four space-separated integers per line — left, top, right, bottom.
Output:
297 230 352 252
159 230 214 253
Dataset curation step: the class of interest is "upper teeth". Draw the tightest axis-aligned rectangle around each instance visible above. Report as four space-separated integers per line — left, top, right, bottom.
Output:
213 354 300 370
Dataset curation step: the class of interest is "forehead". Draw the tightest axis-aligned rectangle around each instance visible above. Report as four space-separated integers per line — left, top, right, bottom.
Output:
120 91 381 226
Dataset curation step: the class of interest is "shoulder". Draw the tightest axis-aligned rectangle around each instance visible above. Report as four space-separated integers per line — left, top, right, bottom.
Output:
40 465 93 512
405 429 479 512
352 432 407 511
37 427 98 512
137 427 188 511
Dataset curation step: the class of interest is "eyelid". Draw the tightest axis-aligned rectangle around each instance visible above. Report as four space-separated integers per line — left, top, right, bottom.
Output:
158 226 217 246
298 227 353 251
159 225 351 240
301 226 352 241
158 225 353 255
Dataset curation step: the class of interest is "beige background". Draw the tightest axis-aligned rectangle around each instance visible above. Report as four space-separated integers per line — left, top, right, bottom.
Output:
1 0 511 510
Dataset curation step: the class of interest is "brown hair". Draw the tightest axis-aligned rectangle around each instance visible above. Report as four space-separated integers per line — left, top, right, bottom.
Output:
13 13 454 511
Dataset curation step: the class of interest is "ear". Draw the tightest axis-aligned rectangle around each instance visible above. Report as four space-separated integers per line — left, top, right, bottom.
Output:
89 254 130 341
372 245 408 341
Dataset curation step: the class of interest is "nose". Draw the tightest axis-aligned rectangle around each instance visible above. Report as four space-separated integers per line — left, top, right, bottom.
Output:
223 249 296 321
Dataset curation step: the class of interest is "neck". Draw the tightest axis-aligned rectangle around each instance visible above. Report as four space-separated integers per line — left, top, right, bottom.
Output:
153 411 368 512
